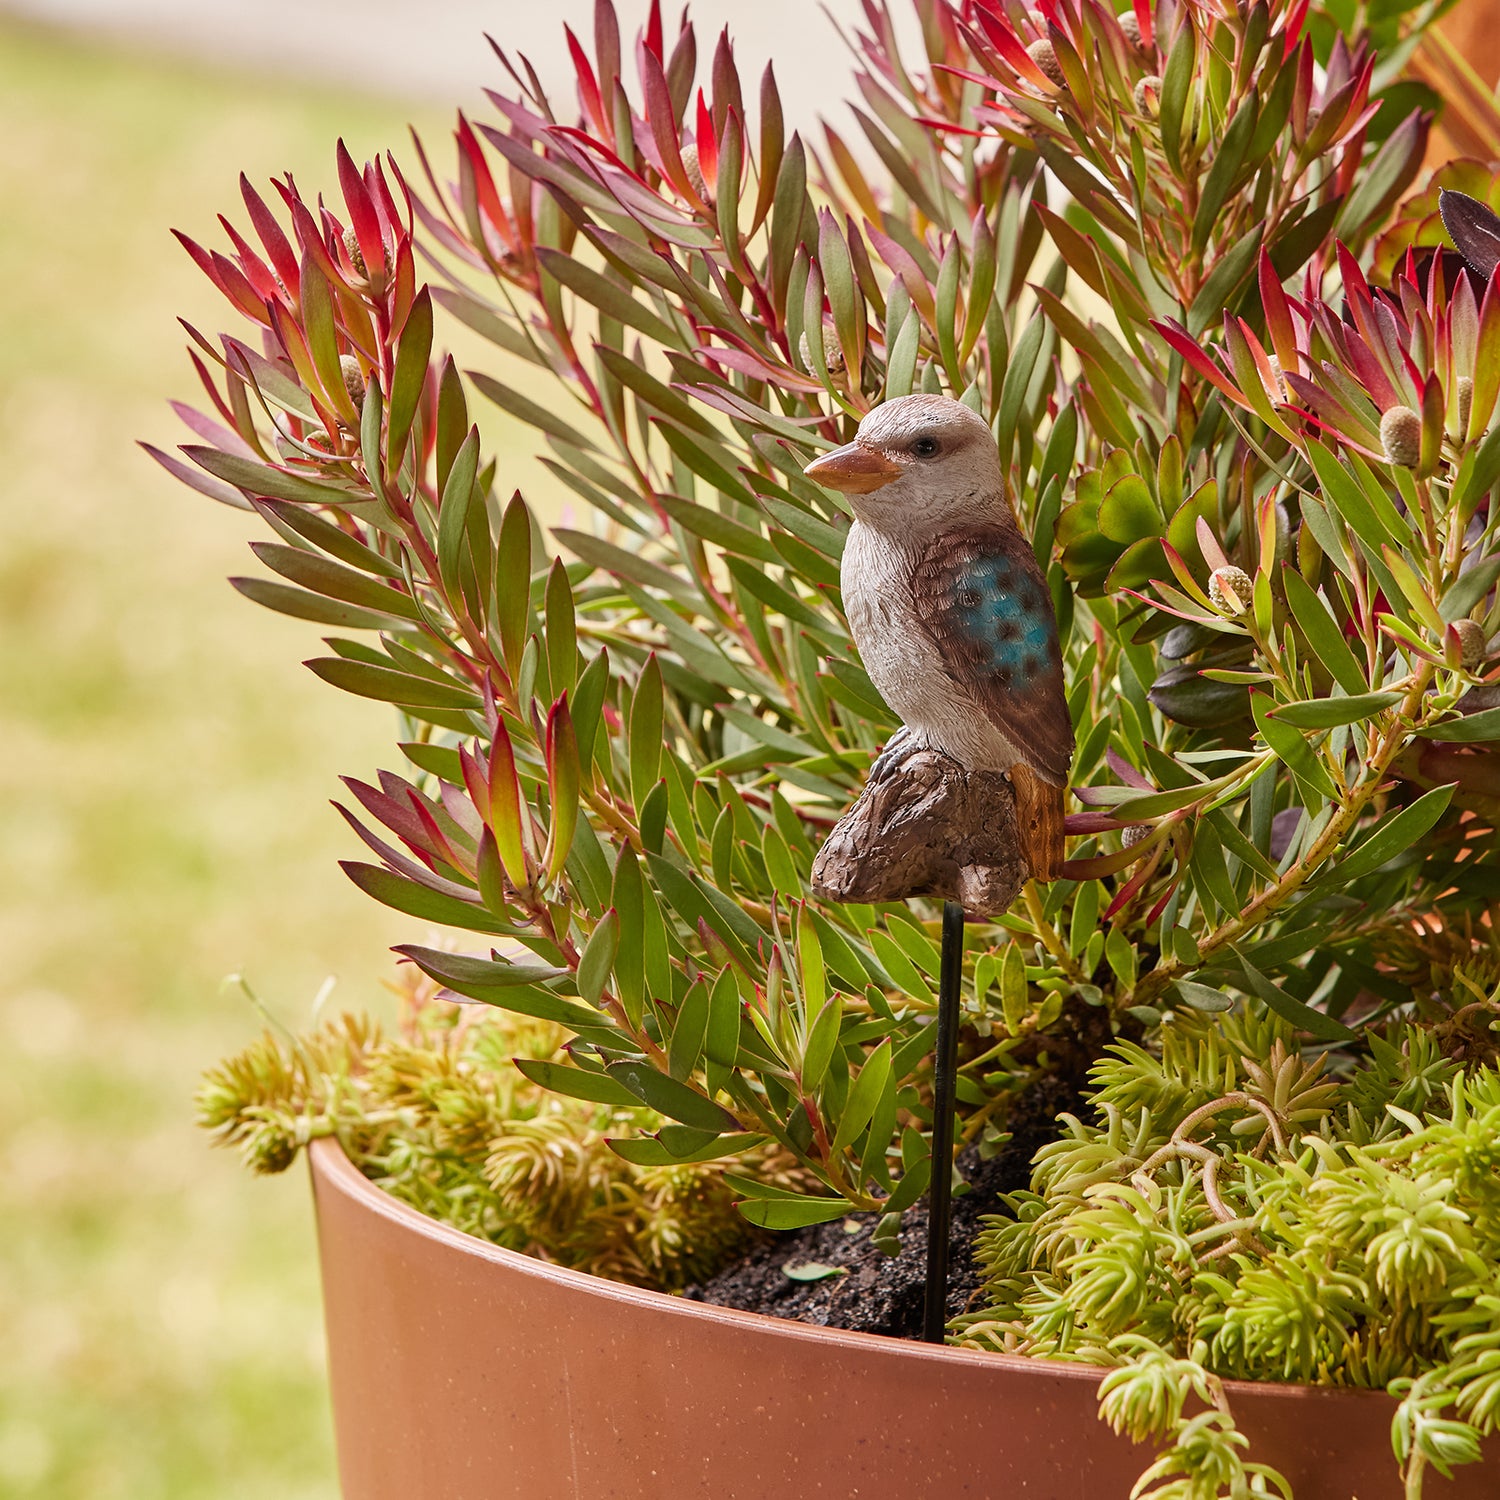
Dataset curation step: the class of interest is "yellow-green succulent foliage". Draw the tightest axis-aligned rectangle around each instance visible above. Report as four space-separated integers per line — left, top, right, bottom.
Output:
198 976 807 1291
955 1009 1500 1497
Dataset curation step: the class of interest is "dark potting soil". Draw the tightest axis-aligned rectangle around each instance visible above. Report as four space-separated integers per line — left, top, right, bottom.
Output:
684 1024 1104 1339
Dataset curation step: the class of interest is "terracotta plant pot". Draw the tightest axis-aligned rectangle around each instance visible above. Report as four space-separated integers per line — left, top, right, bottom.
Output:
310 1138 1497 1498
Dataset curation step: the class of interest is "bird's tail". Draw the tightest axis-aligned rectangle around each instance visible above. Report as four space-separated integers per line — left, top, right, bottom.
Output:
1010 763 1066 881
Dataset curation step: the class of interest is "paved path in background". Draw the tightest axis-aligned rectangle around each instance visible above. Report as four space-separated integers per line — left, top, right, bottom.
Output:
1 0 919 132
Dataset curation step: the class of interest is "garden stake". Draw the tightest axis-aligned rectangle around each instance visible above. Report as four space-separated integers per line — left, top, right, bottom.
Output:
923 900 965 1344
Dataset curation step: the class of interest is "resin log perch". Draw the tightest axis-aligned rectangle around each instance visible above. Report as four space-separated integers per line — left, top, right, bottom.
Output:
811 748 1028 919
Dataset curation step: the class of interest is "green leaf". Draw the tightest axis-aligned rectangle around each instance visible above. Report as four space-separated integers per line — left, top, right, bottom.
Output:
339 862 513 934
1251 691 1336 799
1227 946 1357 1042
783 1260 847 1282
1098 474 1162 543
1440 558 1500 623
1325 784 1454 883
494 495 533 678
430 286 535 361
306 657 480 710
255 498 404 578
1271 691 1400 728
436 427 481 601
761 825 801 900
543 698 580 885
605 1062 739 1132
298 253 352 421
736 1195 856 1229
513 1058 640 1107
884 303 920 400
555 528 697 603
470 371 600 453
1172 981 1234 1012
868 929 932 1002
1282 569 1367 695
658 492 779 563
801 994 843 1091
387 287 432 465
1187 222 1261 335
1306 443 1401 550
535 245 682 348
706 966 742 1069
1192 96 1256 252
397 945 567 988
628 655 664 812
831 1038 892 1154
595 347 717 438
183 447 351 507
997 311 1047 468
1159 21 1195 174
230 577 410 631
668 979 711 1082
396 946 618 1035
1419 706 1500 743
250 542 424 620
538 566 577 706
576 909 619 1007
883 1137 932 1214
608 1132 765 1166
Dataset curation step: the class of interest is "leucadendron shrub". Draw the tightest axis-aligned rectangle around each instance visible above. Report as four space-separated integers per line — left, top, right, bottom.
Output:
164 0 1500 1491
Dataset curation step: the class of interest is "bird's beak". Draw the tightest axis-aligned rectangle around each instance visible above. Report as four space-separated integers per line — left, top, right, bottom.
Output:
803 441 902 494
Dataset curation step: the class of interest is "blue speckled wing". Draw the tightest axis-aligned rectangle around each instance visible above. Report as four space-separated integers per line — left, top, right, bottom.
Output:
910 525 1073 783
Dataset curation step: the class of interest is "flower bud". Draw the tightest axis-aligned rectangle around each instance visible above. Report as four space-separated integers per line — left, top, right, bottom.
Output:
1452 618 1488 671
1118 10 1142 45
1122 822 1152 848
343 225 367 278
340 354 366 408
1027 38 1067 88
799 324 846 375
1266 354 1290 403
679 143 713 208
1458 375 1474 434
1380 405 1422 468
1208 565 1253 615
1133 75 1161 113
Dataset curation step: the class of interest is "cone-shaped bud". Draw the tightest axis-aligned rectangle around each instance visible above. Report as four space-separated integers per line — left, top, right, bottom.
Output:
1122 822 1152 848
340 354 366 408
798 324 846 375
343 225 367 278
1134 75 1161 113
1459 376 1474 434
1266 354 1290 403
1027 38 1067 88
1452 618 1488 671
1208 565 1253 615
679 143 713 207
1119 10 1142 45
1380 405 1422 468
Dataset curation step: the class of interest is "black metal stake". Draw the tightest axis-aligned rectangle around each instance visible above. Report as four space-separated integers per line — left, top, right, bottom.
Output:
923 899 965 1344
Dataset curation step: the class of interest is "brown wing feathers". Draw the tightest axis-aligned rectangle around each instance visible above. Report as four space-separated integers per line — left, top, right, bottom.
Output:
910 526 1073 877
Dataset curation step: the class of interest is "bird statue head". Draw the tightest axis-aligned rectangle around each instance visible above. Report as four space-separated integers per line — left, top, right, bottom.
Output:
802 394 1008 533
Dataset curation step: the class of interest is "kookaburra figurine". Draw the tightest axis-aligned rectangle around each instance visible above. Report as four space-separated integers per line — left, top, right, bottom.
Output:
804 394 1072 881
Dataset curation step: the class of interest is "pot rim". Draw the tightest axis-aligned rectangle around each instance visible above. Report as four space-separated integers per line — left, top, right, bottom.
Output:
307 1134 1399 1410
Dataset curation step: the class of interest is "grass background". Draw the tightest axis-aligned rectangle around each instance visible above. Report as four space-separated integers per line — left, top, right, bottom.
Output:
0 20 496 1497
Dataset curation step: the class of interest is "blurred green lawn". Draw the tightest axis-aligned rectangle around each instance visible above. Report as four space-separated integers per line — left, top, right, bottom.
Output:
0 20 496 1498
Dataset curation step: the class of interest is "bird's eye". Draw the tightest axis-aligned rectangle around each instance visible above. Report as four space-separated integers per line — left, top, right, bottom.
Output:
911 436 941 458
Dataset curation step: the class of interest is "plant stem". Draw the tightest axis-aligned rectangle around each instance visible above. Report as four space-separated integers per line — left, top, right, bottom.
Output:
1023 880 1086 984
1128 670 1433 1008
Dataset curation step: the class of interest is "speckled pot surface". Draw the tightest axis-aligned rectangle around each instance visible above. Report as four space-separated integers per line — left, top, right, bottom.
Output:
309 1138 1497 1499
